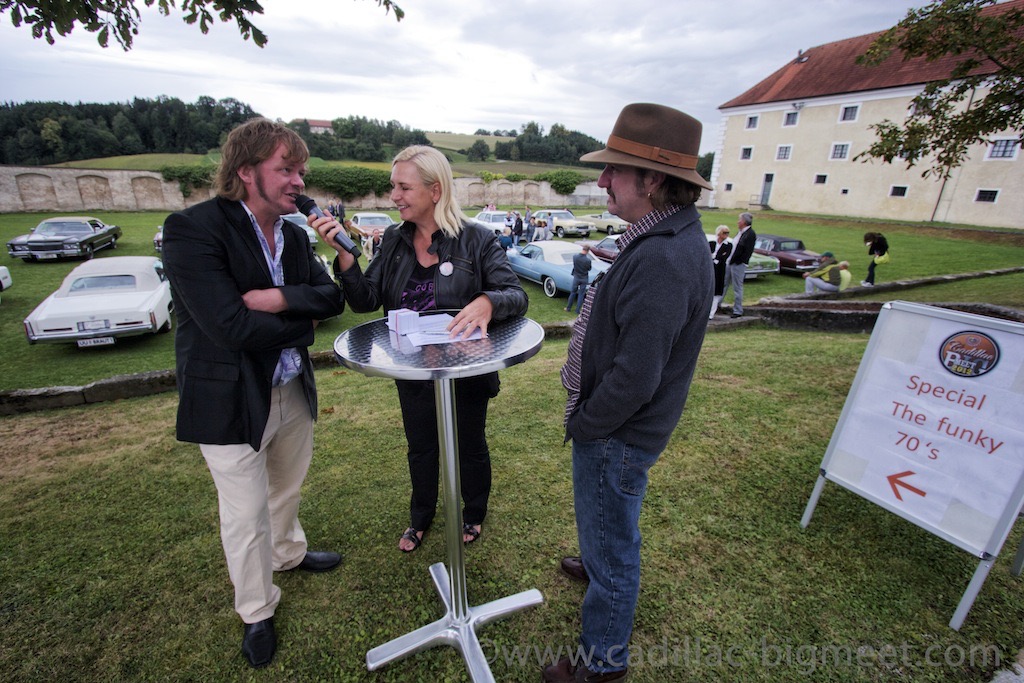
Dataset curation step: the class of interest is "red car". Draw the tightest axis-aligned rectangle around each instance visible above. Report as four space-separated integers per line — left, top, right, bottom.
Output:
754 234 821 275
588 236 620 264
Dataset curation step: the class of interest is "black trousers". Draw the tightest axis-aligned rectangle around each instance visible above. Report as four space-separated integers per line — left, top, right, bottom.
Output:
395 373 499 531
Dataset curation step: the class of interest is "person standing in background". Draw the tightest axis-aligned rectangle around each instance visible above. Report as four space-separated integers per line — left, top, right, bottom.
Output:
709 224 732 318
565 243 592 314
862 232 889 287
723 212 755 318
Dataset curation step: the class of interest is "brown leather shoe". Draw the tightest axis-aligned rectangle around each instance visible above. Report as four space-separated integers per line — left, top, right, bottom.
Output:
541 656 628 682
560 556 590 583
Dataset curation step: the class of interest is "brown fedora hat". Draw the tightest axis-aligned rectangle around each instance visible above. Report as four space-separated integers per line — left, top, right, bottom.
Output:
581 103 713 191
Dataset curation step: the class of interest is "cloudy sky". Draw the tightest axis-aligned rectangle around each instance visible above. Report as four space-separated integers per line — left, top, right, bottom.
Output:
1 0 927 154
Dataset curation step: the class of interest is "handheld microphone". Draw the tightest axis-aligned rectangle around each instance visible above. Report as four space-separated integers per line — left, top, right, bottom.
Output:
293 194 362 258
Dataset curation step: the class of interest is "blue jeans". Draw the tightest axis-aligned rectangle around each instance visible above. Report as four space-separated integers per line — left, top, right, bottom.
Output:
566 278 588 313
572 437 661 672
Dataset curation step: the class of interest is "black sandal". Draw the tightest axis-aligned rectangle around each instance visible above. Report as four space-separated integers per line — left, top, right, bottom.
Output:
462 523 481 545
400 527 424 553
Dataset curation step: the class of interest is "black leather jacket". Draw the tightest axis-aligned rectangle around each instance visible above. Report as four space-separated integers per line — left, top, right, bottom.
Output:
336 219 528 319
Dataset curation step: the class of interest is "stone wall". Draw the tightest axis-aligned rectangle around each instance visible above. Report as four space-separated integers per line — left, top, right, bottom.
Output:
0 165 608 213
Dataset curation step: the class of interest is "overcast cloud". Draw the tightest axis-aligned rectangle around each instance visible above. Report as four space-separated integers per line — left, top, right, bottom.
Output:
0 0 926 154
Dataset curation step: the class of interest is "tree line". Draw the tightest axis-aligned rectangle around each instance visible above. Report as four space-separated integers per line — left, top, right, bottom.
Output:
493 122 603 167
1 95 713 180
0 97 607 169
0 96 260 165
289 116 431 163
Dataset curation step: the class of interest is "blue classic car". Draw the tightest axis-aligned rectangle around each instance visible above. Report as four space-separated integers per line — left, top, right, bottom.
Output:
7 216 122 261
507 240 609 297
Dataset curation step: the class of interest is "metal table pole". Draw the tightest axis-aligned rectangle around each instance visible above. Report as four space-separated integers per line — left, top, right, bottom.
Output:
336 315 544 682
365 376 543 681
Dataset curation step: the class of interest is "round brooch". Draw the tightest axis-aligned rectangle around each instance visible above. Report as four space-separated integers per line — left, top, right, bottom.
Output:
439 261 454 277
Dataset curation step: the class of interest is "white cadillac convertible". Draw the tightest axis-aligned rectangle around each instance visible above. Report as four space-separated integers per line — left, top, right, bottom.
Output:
24 256 174 347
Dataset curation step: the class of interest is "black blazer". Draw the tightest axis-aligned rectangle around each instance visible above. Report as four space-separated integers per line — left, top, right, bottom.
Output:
730 227 757 265
710 239 732 295
162 198 344 449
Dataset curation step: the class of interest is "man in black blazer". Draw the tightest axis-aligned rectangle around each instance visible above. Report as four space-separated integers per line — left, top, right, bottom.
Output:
724 212 756 317
162 119 345 669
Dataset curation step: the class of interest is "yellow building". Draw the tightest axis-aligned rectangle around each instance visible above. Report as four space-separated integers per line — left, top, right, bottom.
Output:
709 1 1022 230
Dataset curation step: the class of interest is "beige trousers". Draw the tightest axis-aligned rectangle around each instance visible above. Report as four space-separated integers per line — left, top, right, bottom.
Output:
200 379 313 624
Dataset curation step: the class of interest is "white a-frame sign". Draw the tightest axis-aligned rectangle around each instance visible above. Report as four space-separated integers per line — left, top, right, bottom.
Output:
801 301 1024 630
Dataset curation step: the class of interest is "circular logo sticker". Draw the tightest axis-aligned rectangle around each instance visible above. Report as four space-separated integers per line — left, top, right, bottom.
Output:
938 331 999 378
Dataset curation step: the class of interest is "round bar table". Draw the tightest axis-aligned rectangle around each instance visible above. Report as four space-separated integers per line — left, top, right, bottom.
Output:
334 313 545 683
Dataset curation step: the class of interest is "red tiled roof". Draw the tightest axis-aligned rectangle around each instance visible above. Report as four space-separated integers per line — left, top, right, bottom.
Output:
720 0 1020 109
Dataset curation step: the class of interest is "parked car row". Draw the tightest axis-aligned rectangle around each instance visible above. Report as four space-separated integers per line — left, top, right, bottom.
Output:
6 213 821 349
585 234 781 280
473 209 618 239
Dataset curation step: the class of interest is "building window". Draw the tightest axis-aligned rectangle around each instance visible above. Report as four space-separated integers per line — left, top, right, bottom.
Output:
784 111 799 126
740 147 753 160
746 115 759 129
976 189 999 203
841 188 850 195
814 174 827 184
890 185 908 197
776 145 792 161
839 105 859 122
830 143 850 160
724 183 733 191
988 139 1019 159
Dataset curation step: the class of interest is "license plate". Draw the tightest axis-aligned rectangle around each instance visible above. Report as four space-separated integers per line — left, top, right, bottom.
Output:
78 337 115 347
38 254 58 259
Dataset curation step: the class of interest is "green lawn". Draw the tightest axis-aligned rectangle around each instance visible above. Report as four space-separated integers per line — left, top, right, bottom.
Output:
1 329 1021 682
1 209 1022 391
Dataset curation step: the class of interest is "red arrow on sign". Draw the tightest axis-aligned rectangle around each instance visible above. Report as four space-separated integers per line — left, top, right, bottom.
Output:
888 470 927 501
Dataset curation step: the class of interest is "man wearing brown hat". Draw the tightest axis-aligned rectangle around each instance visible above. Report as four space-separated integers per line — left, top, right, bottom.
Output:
546 103 714 682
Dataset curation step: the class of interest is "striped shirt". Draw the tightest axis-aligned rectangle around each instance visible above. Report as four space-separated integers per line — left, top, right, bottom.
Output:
561 204 683 425
242 202 303 387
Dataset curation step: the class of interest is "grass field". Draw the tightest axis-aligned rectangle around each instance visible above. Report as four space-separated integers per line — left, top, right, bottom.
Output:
1 329 1022 682
1 209 1022 391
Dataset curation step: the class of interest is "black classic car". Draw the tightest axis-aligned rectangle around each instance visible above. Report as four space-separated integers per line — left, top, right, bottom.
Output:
7 216 123 261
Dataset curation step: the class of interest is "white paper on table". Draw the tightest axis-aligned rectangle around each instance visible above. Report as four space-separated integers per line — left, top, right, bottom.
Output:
406 313 483 346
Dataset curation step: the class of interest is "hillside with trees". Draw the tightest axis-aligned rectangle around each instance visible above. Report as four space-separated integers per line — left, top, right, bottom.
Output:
495 121 603 167
0 97 603 168
0 97 259 165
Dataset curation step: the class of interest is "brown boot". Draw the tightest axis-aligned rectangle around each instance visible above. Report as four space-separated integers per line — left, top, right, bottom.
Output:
541 656 628 682
560 556 590 583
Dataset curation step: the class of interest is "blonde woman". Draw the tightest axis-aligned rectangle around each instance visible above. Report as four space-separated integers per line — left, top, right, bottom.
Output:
313 145 528 552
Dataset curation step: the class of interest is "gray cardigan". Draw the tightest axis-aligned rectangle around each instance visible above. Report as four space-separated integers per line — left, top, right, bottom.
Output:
566 204 713 453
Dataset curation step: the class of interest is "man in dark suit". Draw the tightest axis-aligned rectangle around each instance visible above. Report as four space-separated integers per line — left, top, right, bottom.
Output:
724 212 756 317
162 118 345 669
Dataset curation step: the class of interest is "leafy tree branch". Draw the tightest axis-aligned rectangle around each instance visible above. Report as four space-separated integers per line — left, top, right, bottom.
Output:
0 0 403 50
855 0 1024 178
